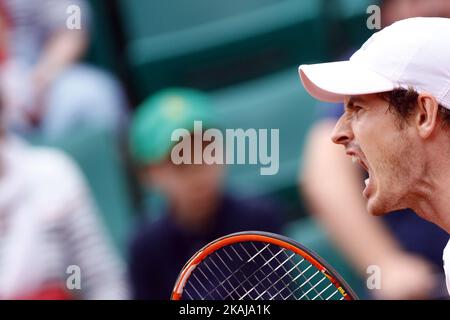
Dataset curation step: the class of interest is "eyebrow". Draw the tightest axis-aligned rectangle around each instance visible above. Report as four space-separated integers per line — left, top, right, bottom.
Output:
345 96 367 109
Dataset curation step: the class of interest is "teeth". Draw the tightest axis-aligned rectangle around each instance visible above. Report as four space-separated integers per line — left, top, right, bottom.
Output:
351 156 358 164
365 178 370 187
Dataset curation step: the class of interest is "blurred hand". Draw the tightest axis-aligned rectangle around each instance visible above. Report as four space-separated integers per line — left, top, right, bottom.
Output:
27 63 58 126
371 252 437 300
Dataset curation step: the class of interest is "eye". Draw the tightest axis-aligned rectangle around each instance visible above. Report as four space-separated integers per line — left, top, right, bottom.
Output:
345 104 362 115
353 105 363 112
352 105 366 118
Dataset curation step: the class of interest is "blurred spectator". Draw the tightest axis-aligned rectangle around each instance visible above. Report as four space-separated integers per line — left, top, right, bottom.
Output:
128 88 284 299
0 130 129 299
0 0 127 140
301 0 450 299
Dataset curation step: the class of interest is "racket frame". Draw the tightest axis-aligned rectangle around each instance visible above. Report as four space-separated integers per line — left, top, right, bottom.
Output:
171 231 358 300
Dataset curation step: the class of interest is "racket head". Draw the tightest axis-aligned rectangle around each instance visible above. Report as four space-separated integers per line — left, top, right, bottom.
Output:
171 231 358 300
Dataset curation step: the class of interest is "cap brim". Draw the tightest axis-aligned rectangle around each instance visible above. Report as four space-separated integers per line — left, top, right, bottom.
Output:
299 61 395 103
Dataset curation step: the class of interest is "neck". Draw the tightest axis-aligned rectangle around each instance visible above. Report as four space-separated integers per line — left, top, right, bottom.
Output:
410 159 450 233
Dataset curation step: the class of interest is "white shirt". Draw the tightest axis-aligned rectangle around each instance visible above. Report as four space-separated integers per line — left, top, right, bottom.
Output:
444 239 450 296
0 136 128 299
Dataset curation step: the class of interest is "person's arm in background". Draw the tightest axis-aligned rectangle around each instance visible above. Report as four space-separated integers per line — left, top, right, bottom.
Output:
29 0 90 122
301 119 436 299
31 29 87 101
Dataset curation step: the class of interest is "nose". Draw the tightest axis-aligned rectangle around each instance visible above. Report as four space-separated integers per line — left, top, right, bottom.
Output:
331 115 353 146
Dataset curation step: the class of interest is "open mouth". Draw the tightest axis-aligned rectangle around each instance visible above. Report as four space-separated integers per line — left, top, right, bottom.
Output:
350 153 373 199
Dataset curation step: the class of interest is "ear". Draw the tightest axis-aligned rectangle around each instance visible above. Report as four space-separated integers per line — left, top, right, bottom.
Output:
415 93 440 139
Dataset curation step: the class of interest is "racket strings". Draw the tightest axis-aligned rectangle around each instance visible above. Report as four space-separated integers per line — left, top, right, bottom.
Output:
264 245 315 300
187 245 267 300
203 243 278 300
230 243 288 299
257 246 325 300
182 241 345 300
235 245 293 300
247 244 305 300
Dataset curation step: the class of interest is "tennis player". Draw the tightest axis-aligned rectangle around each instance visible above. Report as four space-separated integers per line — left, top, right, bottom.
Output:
299 17 450 295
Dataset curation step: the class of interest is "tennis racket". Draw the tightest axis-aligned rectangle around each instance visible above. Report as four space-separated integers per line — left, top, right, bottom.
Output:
172 231 358 300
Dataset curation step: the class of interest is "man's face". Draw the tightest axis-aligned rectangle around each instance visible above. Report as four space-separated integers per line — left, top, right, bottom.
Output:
149 161 224 218
331 94 422 216
143 134 224 226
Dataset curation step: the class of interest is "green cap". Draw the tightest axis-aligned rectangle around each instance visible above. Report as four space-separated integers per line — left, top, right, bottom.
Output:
130 88 215 164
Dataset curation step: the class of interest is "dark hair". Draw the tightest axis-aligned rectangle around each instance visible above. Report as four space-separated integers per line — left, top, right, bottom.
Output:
378 88 450 129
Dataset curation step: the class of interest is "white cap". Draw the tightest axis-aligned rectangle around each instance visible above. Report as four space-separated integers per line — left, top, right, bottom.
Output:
299 17 450 109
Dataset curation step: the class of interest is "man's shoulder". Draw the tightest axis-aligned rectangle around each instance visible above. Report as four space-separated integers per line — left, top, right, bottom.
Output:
222 195 285 232
229 195 283 216
129 216 173 254
443 239 450 296
6 137 90 218
23 143 87 194
444 239 450 268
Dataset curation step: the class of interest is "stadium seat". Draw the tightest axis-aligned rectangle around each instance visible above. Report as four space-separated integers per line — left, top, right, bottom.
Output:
212 67 318 196
321 0 378 56
84 0 121 73
117 0 326 99
337 0 379 46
